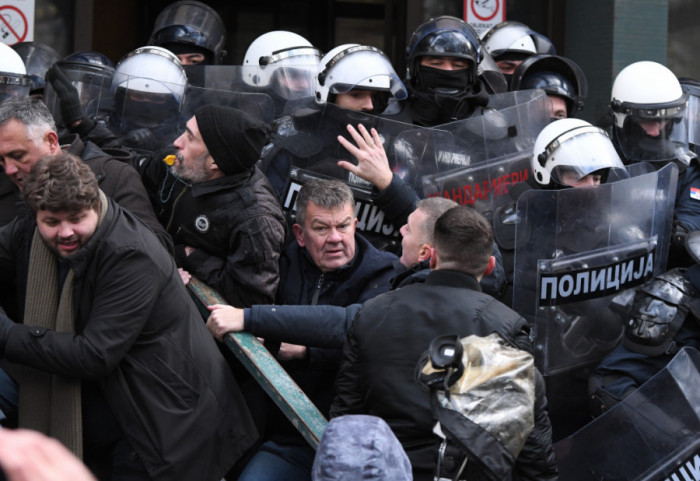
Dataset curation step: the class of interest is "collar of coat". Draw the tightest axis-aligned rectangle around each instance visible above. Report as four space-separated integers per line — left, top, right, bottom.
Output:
189 168 254 197
424 269 482 292
63 192 113 278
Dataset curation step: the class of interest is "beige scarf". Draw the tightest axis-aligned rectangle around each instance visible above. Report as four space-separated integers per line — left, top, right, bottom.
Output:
17 190 108 459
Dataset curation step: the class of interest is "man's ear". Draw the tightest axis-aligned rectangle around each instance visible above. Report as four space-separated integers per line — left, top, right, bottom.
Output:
482 255 496 277
47 131 60 154
208 154 221 171
418 243 433 263
292 224 305 247
429 249 438 270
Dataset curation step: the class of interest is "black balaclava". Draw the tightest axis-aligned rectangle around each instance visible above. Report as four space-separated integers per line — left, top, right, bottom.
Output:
410 65 489 126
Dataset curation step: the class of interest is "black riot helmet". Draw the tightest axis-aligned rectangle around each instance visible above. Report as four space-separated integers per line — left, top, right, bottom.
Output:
407 16 481 87
148 1 227 65
510 54 588 117
10 41 61 95
43 50 115 127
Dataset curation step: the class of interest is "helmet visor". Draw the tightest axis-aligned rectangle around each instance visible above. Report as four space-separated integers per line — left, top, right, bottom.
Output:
546 127 628 186
0 74 31 102
150 2 225 56
616 95 691 163
269 65 317 100
683 84 700 149
322 47 407 100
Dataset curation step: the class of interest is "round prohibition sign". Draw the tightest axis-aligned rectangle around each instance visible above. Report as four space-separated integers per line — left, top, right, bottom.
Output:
471 0 500 22
0 5 28 44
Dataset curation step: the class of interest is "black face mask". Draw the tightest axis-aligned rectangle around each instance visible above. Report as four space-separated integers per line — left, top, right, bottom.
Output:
416 65 471 92
615 118 689 171
410 66 489 126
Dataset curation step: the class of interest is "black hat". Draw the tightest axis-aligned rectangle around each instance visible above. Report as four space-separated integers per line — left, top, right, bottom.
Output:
194 105 269 175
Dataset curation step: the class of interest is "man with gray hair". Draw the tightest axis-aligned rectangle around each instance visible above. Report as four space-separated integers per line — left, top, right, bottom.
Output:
0 96 170 252
207 196 460 346
227 178 401 481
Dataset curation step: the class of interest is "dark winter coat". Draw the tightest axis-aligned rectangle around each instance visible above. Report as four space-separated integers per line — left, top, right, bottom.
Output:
164 166 286 307
264 232 400 444
331 269 558 481
0 199 258 481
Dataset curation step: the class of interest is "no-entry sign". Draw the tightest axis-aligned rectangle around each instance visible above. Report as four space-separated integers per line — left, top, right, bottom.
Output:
464 0 505 35
1 1 35 46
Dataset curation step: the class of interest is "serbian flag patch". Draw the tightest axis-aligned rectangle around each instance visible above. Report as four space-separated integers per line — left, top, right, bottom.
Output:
691 187 700 200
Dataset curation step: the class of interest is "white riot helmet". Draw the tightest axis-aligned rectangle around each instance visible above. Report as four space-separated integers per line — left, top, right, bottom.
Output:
533 118 627 188
315 44 407 112
611 61 686 129
610 61 691 165
0 42 31 101
242 30 321 98
110 46 187 134
481 21 555 61
112 46 187 100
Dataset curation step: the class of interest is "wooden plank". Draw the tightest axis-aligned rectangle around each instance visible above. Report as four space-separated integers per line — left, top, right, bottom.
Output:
188 277 328 449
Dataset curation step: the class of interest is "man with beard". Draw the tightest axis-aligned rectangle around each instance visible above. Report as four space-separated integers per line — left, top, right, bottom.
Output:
159 104 286 307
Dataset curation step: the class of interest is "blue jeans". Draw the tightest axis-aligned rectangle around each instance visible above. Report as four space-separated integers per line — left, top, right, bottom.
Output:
237 440 315 481
0 368 18 422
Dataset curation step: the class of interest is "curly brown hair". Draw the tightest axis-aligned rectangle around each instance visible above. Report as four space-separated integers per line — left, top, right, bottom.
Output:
23 153 100 216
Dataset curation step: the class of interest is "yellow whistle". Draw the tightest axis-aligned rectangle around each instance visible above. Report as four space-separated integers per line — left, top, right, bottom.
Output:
164 154 176 166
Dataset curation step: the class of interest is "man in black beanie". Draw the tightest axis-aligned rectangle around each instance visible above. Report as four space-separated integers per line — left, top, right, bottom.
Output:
165 104 287 307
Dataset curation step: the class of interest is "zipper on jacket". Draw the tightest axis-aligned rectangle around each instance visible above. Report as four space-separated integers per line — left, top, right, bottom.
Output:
165 186 190 234
311 274 324 305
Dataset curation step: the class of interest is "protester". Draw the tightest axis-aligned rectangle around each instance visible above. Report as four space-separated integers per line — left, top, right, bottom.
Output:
331 206 558 480
156 105 287 307
232 179 400 481
0 153 257 481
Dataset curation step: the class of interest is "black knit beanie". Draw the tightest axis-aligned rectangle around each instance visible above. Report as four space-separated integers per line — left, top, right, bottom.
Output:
195 105 269 175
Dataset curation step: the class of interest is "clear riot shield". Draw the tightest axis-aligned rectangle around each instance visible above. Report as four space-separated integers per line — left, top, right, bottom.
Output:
512 164 678 375
180 67 276 124
43 62 114 128
96 74 186 154
393 89 550 219
184 64 318 120
270 102 416 251
555 347 700 481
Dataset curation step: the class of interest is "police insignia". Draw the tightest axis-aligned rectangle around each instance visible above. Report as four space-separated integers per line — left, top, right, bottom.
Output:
195 215 210 233
690 187 700 200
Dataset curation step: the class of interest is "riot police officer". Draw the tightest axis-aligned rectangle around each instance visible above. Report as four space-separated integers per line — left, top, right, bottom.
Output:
0 42 31 102
393 15 501 126
148 0 227 65
10 41 60 98
43 50 115 135
481 20 556 81
608 61 700 267
589 240 700 415
260 43 408 203
243 30 321 103
509 54 588 120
